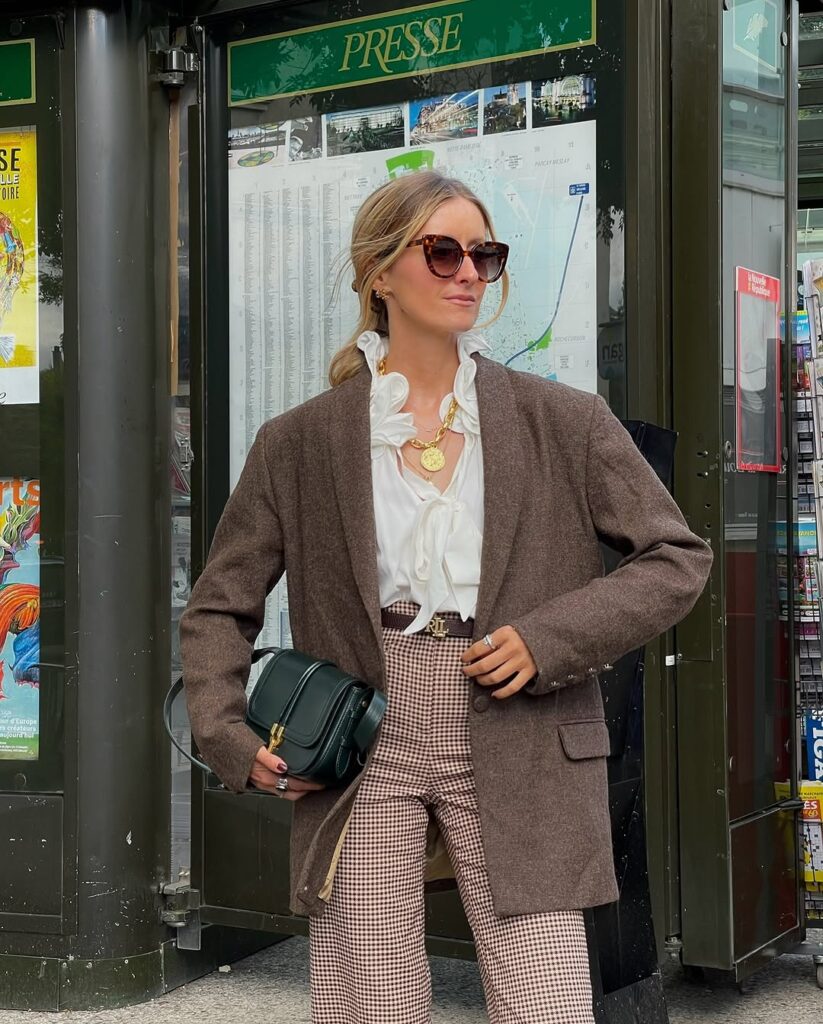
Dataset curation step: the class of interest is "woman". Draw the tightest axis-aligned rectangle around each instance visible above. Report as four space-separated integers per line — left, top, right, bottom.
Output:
180 171 712 1023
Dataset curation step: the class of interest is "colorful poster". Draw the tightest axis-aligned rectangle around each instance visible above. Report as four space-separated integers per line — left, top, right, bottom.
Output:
735 265 781 473
0 126 38 406
0 478 40 759
807 715 823 783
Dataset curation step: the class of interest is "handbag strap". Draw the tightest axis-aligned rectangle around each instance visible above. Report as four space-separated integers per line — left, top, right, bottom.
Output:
251 646 281 664
163 676 212 773
351 688 387 754
163 647 282 773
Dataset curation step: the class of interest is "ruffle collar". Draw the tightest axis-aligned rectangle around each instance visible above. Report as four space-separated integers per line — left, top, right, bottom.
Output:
356 330 489 452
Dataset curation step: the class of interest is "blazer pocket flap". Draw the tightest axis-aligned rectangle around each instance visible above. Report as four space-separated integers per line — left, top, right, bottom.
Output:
558 720 611 760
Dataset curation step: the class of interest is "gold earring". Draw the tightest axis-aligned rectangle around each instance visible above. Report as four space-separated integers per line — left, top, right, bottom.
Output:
374 287 388 301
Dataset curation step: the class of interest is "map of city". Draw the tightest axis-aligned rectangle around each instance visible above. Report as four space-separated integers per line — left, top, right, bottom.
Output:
315 122 598 393
412 123 597 391
228 101 597 649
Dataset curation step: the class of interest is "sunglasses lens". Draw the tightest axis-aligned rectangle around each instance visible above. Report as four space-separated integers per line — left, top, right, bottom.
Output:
427 237 463 277
472 243 507 282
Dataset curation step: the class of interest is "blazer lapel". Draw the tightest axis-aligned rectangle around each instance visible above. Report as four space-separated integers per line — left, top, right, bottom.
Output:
328 369 383 650
472 355 526 637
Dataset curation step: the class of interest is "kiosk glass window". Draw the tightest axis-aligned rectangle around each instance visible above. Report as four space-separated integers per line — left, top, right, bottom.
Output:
169 70 196 882
721 2 792 824
220 0 626 651
0 25 65 792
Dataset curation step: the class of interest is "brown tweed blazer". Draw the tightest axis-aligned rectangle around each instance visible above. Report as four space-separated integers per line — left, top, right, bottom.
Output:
180 354 712 918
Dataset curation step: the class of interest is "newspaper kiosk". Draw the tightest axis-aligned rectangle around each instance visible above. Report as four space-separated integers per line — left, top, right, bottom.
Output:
0 0 812 1015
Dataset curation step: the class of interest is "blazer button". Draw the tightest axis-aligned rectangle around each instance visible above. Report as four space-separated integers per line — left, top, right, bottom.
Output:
473 694 490 712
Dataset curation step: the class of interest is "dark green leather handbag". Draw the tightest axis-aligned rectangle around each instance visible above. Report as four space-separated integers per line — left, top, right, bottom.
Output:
164 647 387 787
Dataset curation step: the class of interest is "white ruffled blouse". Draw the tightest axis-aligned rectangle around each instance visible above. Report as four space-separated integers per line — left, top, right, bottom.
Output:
356 329 487 635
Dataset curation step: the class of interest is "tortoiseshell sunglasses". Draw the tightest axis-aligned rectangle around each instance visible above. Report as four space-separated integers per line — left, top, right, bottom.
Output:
407 234 509 283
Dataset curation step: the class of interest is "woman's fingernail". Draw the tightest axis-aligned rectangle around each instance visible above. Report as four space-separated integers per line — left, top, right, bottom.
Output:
276 763 288 773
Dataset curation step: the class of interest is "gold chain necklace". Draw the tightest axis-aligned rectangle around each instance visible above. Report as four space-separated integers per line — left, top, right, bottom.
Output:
378 356 458 474
401 430 451 483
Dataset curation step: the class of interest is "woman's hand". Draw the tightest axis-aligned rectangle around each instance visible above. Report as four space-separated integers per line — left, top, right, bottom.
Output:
461 626 538 699
248 747 327 801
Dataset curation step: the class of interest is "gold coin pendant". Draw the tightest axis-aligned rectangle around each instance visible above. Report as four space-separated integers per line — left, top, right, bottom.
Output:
420 447 446 473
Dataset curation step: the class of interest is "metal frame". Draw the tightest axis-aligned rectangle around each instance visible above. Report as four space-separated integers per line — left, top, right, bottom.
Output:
188 19 232 908
671 0 732 971
0 12 78 944
623 0 681 958
1 4 188 1008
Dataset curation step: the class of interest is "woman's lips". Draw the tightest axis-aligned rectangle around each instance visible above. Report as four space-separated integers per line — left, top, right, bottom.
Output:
445 295 477 306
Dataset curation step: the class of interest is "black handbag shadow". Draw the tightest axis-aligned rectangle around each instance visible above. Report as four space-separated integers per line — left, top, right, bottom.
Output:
586 419 677 1024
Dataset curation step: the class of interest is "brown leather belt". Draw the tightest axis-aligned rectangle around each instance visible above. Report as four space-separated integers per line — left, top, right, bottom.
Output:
380 608 475 639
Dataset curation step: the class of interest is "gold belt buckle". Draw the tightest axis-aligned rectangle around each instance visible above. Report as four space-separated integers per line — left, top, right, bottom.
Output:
425 614 449 639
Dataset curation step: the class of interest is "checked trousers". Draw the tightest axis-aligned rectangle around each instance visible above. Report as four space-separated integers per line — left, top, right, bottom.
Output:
309 602 596 1024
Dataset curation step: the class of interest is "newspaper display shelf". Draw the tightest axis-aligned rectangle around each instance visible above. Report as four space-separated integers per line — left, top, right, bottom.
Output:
792 262 823 948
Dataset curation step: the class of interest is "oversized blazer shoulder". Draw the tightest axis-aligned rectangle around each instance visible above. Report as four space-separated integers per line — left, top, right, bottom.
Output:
180 353 713 918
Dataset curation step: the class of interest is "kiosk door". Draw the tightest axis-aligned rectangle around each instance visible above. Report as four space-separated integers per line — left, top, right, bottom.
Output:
183 0 628 953
671 0 803 978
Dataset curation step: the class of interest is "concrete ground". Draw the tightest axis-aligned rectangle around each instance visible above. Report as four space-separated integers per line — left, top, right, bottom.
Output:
2 934 822 1023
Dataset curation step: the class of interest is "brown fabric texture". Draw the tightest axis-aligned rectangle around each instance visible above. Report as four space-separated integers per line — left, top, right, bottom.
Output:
179 354 713 918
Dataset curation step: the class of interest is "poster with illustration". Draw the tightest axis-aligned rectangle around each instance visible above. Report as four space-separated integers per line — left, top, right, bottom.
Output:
0 478 40 759
0 126 38 406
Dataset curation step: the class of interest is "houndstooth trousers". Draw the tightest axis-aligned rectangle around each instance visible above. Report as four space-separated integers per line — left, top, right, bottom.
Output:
309 601 596 1024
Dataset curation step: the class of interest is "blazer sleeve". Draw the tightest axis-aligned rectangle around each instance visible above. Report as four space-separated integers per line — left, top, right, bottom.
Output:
179 423 285 791
511 395 713 696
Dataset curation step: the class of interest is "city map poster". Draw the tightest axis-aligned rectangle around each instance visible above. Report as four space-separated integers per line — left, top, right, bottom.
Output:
228 74 597 648
0 125 38 406
0 477 40 760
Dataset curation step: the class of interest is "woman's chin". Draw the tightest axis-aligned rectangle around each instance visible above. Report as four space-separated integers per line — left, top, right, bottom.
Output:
403 310 480 338
447 310 480 334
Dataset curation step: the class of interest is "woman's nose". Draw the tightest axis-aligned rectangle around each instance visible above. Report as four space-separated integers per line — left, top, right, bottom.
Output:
455 253 480 284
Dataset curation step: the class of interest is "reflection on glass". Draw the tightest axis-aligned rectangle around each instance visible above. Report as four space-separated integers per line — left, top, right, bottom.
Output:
731 810 798 959
722 1 791 822
800 12 823 39
798 207 823 266
169 76 195 883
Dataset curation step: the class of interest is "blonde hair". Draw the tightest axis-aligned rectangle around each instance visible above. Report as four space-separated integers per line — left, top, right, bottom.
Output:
328 171 509 387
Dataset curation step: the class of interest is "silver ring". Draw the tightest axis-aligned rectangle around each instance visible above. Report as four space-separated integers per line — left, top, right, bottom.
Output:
482 633 496 650
275 775 289 792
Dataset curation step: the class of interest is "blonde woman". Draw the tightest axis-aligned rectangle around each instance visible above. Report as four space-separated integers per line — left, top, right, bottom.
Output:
180 171 712 1023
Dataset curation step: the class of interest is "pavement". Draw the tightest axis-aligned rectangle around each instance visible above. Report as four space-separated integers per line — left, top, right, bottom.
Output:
2 934 822 1023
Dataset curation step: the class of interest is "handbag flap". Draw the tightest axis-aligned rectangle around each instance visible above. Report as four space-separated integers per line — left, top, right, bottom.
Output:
246 650 358 749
